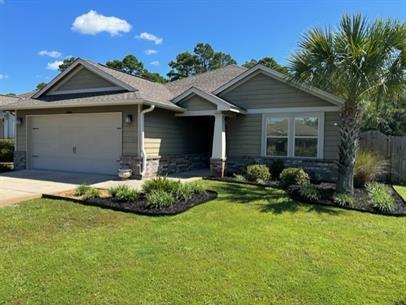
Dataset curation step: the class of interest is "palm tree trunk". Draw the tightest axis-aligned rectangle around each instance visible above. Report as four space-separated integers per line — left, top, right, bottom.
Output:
336 102 363 194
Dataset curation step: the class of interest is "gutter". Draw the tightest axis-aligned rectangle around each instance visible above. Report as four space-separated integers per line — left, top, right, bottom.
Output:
139 104 155 177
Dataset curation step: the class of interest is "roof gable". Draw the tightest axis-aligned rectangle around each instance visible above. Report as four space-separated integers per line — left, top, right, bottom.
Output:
213 65 344 107
172 87 245 113
33 59 136 98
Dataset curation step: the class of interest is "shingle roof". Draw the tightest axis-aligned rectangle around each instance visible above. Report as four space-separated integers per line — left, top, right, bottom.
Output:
0 95 19 106
85 60 174 103
164 64 247 97
0 59 248 111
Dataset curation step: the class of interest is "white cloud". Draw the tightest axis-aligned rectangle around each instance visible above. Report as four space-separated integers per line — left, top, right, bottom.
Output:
47 60 63 71
136 32 163 45
38 50 62 58
144 49 158 55
71 10 131 36
0 73 8 80
150 61 160 66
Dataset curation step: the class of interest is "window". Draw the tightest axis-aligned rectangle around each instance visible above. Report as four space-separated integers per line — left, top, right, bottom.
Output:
266 117 289 156
294 116 318 158
263 113 323 159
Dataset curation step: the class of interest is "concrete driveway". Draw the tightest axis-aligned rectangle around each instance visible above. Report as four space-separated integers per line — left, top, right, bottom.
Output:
0 170 114 207
0 168 209 207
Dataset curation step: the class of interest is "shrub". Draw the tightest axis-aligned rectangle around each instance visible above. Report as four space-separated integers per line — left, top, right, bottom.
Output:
145 189 175 208
334 193 356 208
366 182 395 212
110 185 139 201
270 160 285 180
354 149 387 188
75 184 91 196
83 188 101 200
233 174 246 182
245 164 271 183
299 184 320 201
0 139 14 162
280 168 310 189
142 176 179 194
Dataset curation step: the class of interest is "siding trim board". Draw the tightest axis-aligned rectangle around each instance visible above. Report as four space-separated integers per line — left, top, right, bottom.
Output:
247 106 340 114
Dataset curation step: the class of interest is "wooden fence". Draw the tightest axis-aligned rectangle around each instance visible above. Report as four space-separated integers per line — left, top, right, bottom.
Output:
359 131 406 184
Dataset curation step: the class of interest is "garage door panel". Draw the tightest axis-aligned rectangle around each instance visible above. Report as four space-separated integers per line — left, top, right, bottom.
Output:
29 113 122 175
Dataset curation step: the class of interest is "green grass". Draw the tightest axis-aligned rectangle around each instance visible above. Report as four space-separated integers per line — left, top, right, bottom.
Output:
0 181 405 305
394 185 406 200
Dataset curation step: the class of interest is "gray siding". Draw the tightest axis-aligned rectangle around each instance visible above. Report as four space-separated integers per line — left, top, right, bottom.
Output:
221 73 332 109
48 67 117 94
16 106 138 156
178 95 216 111
324 111 340 159
144 109 201 156
227 114 262 157
0 120 3 139
227 112 340 160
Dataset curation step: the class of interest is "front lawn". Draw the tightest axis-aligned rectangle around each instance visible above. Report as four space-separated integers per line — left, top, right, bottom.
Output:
0 181 405 305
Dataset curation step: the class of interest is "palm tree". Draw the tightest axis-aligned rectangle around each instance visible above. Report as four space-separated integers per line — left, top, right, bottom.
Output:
289 15 405 194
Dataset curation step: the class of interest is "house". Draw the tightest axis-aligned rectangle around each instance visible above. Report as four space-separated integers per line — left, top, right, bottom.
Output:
0 58 343 180
0 95 17 139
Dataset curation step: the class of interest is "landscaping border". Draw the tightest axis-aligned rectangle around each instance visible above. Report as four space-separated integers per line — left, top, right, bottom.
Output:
42 190 218 216
205 178 406 217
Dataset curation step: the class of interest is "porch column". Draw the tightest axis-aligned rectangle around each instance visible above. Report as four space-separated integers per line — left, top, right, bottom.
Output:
210 112 226 177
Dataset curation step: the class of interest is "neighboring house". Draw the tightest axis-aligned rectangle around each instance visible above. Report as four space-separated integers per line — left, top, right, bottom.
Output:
0 95 17 139
0 58 343 180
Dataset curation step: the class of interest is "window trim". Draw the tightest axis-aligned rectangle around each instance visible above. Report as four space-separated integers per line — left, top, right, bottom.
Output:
261 112 324 159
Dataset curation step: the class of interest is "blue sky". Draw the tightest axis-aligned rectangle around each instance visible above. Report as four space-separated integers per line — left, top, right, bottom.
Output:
0 0 405 94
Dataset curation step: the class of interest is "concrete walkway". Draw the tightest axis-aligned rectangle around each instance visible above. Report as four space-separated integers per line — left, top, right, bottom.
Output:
0 169 210 207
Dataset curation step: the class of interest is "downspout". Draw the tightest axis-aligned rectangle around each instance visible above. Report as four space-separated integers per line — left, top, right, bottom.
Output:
139 104 155 176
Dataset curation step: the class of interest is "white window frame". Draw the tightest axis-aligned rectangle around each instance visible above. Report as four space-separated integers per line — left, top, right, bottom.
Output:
261 112 324 159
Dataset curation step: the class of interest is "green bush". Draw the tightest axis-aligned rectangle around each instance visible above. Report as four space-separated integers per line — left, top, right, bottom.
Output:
280 168 310 189
110 185 139 201
75 184 91 196
142 176 179 194
83 188 101 200
233 174 246 182
0 139 14 162
145 189 175 208
366 182 395 212
299 184 320 201
270 160 285 180
334 193 356 208
245 164 271 183
354 149 387 188
75 184 100 199
143 177 205 205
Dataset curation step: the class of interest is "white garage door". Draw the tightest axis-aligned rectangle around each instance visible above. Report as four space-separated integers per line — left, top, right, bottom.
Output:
28 112 122 175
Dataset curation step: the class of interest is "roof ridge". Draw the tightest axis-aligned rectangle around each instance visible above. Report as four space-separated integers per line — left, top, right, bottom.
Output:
165 64 247 85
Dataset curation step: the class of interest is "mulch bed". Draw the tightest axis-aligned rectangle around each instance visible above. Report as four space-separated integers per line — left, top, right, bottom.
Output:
207 177 406 216
43 190 217 216
205 177 280 188
288 183 406 216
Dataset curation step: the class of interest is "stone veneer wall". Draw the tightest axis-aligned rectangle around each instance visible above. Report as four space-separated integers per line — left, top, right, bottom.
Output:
13 151 26 170
226 157 338 182
144 154 209 178
127 153 210 179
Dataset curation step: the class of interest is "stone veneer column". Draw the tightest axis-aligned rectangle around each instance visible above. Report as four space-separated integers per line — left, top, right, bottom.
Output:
13 151 26 170
210 113 226 177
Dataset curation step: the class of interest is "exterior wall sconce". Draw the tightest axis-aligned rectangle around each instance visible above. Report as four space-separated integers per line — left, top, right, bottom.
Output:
16 117 23 125
125 114 133 124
